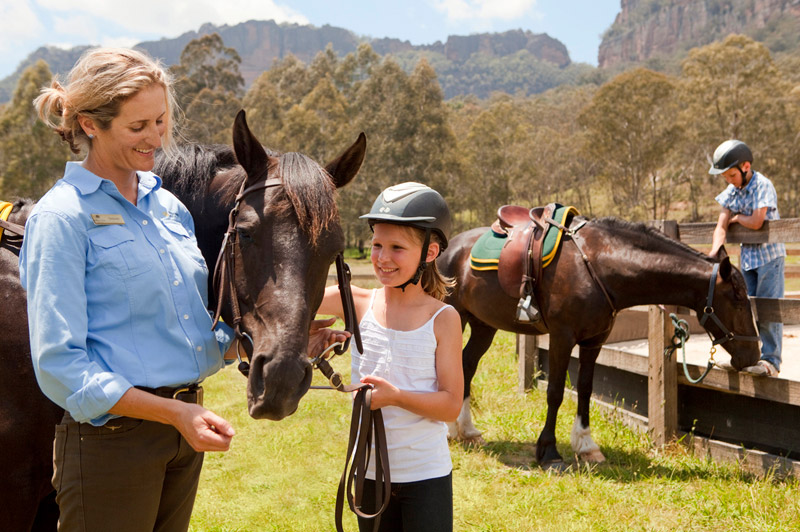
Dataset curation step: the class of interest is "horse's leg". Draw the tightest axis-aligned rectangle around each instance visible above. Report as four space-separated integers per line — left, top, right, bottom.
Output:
536 336 573 471
447 318 497 444
571 345 606 463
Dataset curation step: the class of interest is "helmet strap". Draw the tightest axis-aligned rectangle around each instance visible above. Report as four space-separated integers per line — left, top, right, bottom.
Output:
737 165 751 188
394 228 431 292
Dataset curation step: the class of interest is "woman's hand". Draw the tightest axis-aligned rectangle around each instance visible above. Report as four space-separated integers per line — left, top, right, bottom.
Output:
307 317 351 359
173 403 235 452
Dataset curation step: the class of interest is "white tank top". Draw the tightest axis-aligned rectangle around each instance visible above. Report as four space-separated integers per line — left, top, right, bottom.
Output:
352 290 453 482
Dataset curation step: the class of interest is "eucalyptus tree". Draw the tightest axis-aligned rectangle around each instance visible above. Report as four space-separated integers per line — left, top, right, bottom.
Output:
171 33 244 144
0 60 73 199
578 67 681 220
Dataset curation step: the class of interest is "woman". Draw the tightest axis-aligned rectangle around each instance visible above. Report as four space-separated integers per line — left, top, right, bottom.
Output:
21 47 344 531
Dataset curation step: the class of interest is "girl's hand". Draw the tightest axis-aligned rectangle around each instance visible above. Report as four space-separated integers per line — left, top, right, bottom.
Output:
360 375 400 409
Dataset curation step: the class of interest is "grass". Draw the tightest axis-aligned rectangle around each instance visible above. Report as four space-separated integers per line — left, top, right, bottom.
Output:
189 327 800 532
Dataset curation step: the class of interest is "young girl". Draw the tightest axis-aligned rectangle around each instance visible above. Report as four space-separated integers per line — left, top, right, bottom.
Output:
318 182 464 532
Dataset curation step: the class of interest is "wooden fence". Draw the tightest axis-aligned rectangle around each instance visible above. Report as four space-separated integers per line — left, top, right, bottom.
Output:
518 219 800 477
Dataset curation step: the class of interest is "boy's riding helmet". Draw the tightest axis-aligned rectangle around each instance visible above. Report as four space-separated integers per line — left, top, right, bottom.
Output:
360 182 452 290
708 140 753 175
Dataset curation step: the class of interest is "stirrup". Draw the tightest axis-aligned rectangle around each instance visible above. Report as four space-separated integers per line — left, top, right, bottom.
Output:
516 294 541 323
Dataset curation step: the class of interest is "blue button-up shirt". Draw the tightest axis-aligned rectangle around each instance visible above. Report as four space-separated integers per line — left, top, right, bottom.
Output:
715 170 786 271
20 162 233 425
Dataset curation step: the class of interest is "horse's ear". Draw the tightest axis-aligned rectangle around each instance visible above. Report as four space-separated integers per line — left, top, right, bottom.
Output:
719 256 732 280
713 245 729 262
324 132 366 188
232 109 270 182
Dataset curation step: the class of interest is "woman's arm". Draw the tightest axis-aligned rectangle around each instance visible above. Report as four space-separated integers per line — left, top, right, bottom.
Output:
362 306 464 422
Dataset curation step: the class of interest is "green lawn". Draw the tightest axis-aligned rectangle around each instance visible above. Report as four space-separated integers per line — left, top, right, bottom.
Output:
190 328 799 532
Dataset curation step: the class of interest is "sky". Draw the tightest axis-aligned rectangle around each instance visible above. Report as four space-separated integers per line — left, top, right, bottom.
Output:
0 0 622 80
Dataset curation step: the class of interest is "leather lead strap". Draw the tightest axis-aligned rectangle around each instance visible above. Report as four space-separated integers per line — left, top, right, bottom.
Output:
335 385 391 532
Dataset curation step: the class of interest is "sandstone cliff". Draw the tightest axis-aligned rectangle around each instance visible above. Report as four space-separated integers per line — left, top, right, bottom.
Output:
598 0 800 68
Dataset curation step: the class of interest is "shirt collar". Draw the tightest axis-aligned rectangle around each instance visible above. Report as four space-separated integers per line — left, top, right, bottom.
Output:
63 161 163 197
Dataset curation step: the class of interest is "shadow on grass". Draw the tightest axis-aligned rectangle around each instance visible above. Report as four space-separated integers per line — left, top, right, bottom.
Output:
462 438 770 483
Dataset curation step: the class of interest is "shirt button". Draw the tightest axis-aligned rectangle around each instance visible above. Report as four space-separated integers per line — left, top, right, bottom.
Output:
163 211 169 217
196 346 203 352
173 280 179 286
183 314 189 320
159 249 165 254
142 220 148 225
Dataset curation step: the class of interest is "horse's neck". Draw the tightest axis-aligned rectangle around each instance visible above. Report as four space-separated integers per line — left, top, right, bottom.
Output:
602 233 710 311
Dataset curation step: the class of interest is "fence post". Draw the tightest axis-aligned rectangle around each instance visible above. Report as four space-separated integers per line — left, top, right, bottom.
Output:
517 334 538 392
647 220 679 445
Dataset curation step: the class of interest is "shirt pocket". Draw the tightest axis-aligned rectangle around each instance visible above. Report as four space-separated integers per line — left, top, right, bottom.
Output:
88 225 151 279
162 219 208 271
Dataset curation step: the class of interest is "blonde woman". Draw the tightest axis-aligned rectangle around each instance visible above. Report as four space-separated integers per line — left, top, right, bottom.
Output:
20 48 236 531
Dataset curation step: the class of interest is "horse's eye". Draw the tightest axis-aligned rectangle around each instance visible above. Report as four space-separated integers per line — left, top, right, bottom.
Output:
237 228 254 245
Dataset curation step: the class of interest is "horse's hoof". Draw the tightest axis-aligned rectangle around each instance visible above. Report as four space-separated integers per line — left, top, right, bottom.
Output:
540 460 570 473
578 449 606 463
460 434 486 447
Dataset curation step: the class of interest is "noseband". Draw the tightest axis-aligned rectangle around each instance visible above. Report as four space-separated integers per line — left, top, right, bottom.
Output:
698 262 760 347
210 175 362 378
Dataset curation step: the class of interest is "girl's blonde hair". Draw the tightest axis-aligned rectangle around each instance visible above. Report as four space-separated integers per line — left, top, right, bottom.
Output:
34 47 178 155
402 225 456 301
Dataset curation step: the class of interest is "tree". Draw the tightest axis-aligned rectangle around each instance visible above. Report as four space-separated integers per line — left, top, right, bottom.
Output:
171 33 244 143
579 67 681 219
0 60 73 199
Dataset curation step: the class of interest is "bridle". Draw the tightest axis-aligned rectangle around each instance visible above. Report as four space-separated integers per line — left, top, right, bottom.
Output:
209 173 387 531
211 174 282 376
698 262 760 348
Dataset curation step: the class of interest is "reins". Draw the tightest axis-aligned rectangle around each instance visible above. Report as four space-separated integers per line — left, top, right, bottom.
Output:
308 256 391 532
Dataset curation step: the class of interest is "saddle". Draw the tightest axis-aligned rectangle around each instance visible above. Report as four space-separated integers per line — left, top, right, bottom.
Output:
494 202 579 325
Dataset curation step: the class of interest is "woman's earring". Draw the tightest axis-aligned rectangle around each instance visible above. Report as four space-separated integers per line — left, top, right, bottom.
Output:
88 134 94 139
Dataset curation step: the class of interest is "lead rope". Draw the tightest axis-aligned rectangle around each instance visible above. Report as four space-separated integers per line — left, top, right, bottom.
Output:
664 313 715 384
310 343 391 532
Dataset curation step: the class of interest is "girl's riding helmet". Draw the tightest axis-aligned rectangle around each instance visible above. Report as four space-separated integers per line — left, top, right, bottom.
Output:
360 182 452 289
360 182 451 251
709 140 753 175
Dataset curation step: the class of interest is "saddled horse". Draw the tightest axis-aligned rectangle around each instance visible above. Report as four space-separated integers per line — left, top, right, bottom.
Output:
438 215 760 470
1 109 365 530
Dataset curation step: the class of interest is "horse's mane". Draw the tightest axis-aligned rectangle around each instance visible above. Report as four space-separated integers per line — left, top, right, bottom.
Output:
593 217 715 263
156 144 338 246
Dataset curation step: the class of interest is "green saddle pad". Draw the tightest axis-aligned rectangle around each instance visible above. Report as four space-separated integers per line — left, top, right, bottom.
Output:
468 204 580 272
469 229 506 271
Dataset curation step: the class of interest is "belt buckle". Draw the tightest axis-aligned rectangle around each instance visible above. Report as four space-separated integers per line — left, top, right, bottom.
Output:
172 385 203 406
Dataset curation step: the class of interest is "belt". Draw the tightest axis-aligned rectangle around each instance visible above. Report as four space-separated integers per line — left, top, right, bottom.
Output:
135 384 204 406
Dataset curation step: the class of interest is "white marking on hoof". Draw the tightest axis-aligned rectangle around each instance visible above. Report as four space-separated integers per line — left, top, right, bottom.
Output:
571 415 604 462
456 397 483 441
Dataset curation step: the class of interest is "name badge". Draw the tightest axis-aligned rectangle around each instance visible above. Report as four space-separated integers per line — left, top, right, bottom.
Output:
91 214 125 225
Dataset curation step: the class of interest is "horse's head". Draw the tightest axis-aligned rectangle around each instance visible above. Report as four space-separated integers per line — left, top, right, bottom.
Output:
702 248 761 370
224 110 365 420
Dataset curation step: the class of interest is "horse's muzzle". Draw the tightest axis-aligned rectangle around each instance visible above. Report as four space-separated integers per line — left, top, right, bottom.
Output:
246 352 312 420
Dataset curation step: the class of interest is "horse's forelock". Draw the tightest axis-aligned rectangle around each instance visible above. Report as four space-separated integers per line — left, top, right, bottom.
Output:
278 152 338 247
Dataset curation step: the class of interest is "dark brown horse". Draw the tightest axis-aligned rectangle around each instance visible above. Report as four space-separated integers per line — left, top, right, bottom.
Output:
1 110 365 530
1 199 63 532
438 216 760 470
